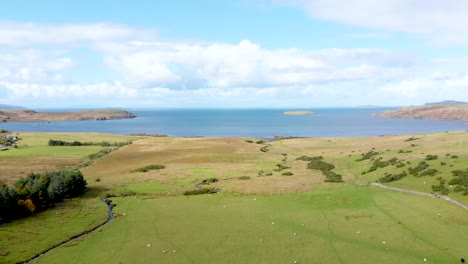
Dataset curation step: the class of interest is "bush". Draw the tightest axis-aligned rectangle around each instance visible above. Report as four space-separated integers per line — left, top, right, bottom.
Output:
404 137 419 142
183 188 218 196
419 169 439 177
87 148 113 160
379 171 408 183
425 155 438 161
323 170 343 182
396 162 406 168
307 157 335 171
448 178 461 185
431 184 449 195
238 176 251 180
356 151 379 161
281 172 294 176
408 161 429 175
199 178 219 185
298 156 343 182
260 146 269 152
451 155 459 159
245 140 253 143
274 164 290 171
133 164 166 172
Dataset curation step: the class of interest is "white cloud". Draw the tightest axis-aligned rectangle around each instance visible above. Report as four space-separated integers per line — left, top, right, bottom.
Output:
281 0 468 45
0 21 157 46
103 40 413 89
0 81 137 98
0 21 467 107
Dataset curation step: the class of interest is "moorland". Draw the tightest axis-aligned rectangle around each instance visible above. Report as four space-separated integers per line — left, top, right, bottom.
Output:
0 131 467 263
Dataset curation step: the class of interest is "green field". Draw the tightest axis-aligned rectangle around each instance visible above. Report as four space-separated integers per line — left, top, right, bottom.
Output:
1 131 467 263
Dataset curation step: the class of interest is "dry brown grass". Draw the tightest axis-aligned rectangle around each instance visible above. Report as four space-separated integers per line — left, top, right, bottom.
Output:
0 158 80 184
4 131 468 196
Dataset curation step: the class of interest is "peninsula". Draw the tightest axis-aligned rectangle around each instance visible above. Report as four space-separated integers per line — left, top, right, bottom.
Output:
378 104 468 121
0 109 136 122
283 110 314 116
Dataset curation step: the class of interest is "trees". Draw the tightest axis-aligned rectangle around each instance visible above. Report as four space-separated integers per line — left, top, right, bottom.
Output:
0 169 87 223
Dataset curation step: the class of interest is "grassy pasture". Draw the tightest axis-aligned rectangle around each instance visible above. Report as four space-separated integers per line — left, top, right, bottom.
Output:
1 131 468 263
0 132 139 184
0 196 108 263
36 188 467 264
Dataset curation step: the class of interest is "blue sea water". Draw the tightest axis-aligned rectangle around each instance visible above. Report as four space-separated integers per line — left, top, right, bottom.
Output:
1 108 467 138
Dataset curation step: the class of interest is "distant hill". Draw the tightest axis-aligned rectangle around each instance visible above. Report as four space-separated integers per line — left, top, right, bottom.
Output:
378 104 468 121
0 109 136 122
425 100 468 106
0 104 26 110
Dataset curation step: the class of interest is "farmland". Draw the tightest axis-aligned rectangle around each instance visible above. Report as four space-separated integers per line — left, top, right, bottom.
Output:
1 131 467 263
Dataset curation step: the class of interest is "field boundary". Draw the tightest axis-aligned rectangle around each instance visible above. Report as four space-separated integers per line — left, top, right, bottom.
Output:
370 183 468 211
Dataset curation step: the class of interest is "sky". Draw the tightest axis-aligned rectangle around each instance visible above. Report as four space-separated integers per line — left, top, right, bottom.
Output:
0 0 468 108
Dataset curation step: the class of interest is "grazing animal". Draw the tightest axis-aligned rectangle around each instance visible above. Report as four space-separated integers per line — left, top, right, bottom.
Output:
461 258 465 263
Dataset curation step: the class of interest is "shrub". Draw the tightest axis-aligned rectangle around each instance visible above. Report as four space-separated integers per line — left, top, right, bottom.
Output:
307 157 335 171
448 178 461 185
260 146 269 152
298 156 343 182
396 162 406 168
133 164 166 172
419 169 439 177
282 172 294 176
238 176 251 180
87 148 113 160
199 178 219 185
451 155 459 159
245 140 253 143
323 170 343 182
274 164 290 171
356 150 379 161
296 156 315 161
183 188 218 196
431 184 449 195
425 155 438 161
404 137 420 142
408 161 429 175
453 185 464 192
379 171 408 183
265 172 273 176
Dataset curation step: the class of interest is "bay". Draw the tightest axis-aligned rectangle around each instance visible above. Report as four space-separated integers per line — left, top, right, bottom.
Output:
1 108 467 138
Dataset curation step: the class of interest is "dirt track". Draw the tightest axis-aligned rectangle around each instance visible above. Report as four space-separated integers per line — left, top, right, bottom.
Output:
371 182 468 211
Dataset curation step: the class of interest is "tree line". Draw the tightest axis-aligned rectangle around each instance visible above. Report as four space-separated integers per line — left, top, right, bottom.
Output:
0 169 87 223
48 139 131 147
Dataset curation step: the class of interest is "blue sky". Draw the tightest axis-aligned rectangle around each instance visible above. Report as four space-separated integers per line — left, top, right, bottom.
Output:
0 0 468 108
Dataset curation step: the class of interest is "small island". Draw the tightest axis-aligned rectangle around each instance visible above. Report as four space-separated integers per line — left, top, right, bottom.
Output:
377 104 468 121
283 111 314 116
0 109 136 123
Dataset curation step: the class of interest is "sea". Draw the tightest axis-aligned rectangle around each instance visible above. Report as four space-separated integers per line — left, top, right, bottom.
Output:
1 108 467 138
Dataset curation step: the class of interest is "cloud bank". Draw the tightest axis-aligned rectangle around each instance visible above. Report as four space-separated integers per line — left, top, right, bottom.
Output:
0 21 467 107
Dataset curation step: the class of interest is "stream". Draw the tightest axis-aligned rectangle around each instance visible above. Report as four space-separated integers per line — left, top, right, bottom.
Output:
24 198 114 263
